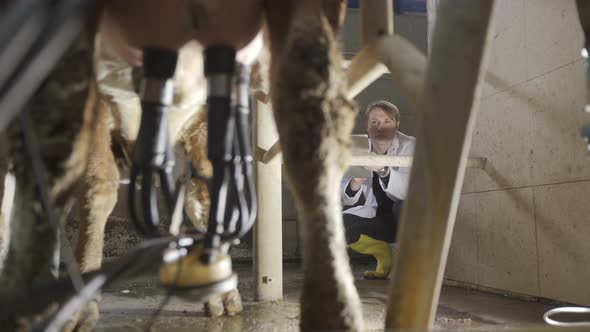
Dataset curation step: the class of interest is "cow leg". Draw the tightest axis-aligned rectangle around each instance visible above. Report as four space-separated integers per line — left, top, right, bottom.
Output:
75 100 119 274
0 36 96 329
180 111 243 317
62 99 119 332
181 110 211 234
267 1 363 330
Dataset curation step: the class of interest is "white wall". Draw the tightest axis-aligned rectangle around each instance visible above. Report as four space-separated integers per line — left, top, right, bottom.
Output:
444 0 590 306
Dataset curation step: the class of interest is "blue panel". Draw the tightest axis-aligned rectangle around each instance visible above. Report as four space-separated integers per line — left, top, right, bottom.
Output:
348 0 427 13
348 0 360 9
394 0 427 13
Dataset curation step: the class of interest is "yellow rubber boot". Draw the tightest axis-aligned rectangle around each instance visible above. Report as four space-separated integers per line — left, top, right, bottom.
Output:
159 244 233 288
349 234 392 279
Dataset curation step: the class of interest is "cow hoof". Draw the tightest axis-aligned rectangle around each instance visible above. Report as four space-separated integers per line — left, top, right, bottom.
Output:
203 288 242 317
63 300 99 332
204 294 225 317
222 288 243 315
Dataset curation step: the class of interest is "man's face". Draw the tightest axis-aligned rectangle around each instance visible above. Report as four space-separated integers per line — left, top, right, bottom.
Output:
367 108 398 144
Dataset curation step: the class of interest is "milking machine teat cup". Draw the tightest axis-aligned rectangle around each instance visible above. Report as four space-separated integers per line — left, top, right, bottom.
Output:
129 45 257 301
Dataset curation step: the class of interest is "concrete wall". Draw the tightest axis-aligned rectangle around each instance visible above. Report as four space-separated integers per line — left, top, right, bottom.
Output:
444 0 590 306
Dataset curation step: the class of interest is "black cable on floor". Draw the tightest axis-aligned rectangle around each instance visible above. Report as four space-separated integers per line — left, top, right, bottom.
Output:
36 238 173 331
145 238 184 332
145 290 173 331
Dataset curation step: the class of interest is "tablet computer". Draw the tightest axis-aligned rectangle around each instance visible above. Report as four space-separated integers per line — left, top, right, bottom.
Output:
345 135 373 178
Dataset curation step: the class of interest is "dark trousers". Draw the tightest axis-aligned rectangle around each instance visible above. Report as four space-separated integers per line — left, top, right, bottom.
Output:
343 201 403 244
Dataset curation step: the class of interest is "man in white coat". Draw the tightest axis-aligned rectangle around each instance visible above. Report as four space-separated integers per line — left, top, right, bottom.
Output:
341 100 415 279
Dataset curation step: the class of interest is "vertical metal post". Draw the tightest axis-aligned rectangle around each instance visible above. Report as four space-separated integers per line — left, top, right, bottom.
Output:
385 0 496 329
253 95 283 301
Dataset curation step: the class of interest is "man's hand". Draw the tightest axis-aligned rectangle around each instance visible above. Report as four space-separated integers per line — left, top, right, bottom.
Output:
350 178 368 191
362 165 391 177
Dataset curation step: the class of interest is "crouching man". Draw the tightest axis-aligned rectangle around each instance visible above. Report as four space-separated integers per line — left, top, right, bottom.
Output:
342 100 415 279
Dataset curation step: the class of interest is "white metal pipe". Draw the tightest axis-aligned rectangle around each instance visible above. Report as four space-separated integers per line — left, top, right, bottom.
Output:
360 0 393 45
261 139 281 164
346 0 427 112
376 35 427 112
345 0 393 100
256 143 486 169
345 35 427 109
349 154 486 169
384 0 496 329
254 89 270 104
253 94 283 301
345 45 389 100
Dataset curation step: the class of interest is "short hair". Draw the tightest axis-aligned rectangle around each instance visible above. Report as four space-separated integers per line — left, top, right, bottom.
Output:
365 100 400 122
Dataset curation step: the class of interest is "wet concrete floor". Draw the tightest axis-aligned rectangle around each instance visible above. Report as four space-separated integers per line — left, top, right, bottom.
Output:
95 262 558 331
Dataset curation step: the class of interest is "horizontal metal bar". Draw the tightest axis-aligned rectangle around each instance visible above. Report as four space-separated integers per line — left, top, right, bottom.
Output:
254 90 270 104
255 145 487 170
348 154 487 169
256 142 281 164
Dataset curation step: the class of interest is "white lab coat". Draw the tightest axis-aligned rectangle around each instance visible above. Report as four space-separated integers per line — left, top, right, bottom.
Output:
341 131 416 218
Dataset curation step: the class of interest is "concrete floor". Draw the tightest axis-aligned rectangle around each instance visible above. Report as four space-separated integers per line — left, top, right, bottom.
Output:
93 261 561 331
